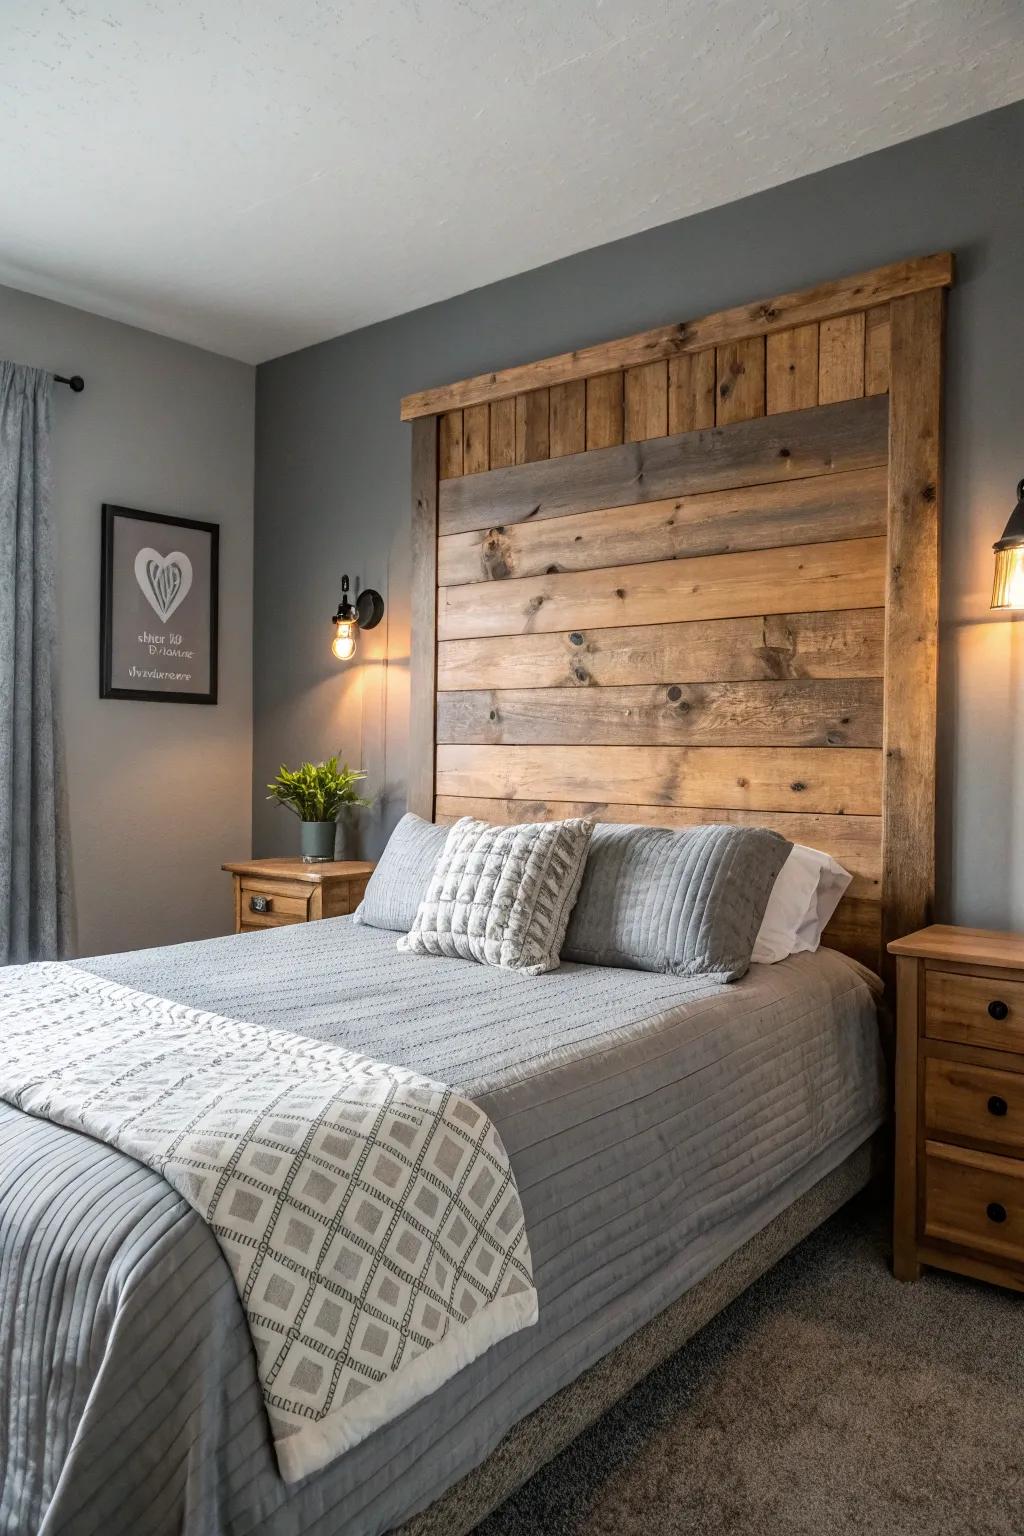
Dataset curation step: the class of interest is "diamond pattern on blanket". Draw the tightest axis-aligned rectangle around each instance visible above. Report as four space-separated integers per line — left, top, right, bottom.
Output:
0 963 538 1483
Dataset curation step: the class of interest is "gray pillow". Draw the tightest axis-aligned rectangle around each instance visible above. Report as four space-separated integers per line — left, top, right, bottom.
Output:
352 812 449 932
398 816 594 975
562 823 792 981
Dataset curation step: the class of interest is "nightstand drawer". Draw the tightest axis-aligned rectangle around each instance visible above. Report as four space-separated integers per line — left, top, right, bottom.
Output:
239 879 310 928
924 1141 1024 1264
925 1057 1024 1155
926 969 1024 1054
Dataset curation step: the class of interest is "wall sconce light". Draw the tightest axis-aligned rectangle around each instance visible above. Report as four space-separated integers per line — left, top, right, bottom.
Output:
331 574 384 660
991 479 1024 612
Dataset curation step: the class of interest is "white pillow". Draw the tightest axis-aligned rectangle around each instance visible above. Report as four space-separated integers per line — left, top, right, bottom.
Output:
751 844 852 964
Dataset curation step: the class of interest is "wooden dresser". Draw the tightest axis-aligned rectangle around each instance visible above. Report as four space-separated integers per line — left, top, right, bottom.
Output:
890 924 1024 1293
222 858 374 934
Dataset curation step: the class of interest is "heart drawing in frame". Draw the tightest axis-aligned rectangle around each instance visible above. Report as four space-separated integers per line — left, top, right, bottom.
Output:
134 547 193 624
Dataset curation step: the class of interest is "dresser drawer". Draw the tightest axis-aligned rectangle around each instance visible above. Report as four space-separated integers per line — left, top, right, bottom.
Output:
925 969 1024 1054
925 1057 1024 1155
239 879 310 929
924 1141 1024 1264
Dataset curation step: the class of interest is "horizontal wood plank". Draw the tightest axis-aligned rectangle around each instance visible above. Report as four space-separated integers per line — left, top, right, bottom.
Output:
437 465 887 585
435 796 882 898
438 394 888 536
821 895 882 970
401 253 953 418
437 608 885 691
438 537 886 641
437 677 883 749
436 744 882 815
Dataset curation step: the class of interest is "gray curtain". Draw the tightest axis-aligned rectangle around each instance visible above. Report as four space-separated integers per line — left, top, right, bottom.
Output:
0 361 73 963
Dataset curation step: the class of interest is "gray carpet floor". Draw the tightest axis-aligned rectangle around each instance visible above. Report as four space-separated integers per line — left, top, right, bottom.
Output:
474 1192 1024 1536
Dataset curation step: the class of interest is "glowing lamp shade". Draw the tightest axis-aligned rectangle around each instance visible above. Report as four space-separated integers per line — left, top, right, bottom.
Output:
991 479 1024 612
331 619 358 660
330 573 384 660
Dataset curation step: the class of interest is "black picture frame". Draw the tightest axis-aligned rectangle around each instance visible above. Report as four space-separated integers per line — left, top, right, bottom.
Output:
100 504 219 704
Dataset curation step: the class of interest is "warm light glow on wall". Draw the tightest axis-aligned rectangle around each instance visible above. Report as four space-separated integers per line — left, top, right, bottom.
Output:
992 479 1024 612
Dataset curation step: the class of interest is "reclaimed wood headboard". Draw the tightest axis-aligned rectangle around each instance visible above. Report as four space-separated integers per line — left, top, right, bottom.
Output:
401 254 951 979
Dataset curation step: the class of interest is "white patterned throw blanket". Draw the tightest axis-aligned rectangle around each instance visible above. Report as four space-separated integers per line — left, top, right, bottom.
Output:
0 963 537 1482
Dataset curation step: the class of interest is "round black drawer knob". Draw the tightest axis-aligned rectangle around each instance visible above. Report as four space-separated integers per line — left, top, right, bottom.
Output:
988 999 1009 1021
986 1202 1008 1224
988 1095 1009 1117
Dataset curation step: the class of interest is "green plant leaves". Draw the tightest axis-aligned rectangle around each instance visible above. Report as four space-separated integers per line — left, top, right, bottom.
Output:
266 756 369 822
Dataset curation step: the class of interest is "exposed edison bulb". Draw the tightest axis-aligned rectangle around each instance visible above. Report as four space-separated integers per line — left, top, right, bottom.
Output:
991 545 1024 611
332 619 357 660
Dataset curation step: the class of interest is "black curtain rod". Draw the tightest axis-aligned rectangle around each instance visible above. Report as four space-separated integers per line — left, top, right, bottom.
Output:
53 373 85 393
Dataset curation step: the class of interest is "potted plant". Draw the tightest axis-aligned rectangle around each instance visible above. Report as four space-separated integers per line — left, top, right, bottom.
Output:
267 756 369 862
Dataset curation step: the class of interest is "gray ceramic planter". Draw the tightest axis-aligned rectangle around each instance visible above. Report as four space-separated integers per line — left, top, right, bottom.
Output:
300 820 336 862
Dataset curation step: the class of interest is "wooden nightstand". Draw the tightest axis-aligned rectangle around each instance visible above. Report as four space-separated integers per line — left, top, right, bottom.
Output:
889 924 1024 1293
222 858 375 934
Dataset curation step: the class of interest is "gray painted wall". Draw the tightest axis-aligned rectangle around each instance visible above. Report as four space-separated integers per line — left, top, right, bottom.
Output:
1 285 254 956
255 100 1024 931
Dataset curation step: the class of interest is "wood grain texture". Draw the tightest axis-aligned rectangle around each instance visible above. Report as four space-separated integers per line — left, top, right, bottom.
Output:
438 394 888 536
408 415 439 818
489 397 516 468
437 465 888 585
883 288 943 955
434 796 882 898
435 743 882 815
715 337 766 425
820 895 882 971
818 312 867 403
924 1141 1024 1265
668 349 716 435
892 953 922 1280
401 253 953 418
864 305 891 395
437 537 886 640
515 388 550 463
889 925 1024 970
549 380 586 458
925 1055 1024 1157
439 409 463 479
766 325 819 414
585 372 624 449
436 677 883 748
436 609 885 692
463 403 490 475
925 970 1024 1055
625 360 669 441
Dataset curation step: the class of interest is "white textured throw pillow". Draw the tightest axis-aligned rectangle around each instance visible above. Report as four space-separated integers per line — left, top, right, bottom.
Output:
398 817 594 975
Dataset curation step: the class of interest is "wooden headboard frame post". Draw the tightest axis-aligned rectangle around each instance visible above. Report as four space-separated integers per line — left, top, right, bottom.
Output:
405 255 949 986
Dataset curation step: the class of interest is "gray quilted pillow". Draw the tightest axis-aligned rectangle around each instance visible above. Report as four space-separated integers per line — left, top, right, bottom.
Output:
562 823 792 981
398 817 594 975
352 813 449 932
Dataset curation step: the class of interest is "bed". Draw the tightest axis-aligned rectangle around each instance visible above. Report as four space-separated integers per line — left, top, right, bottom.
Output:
0 254 947 1536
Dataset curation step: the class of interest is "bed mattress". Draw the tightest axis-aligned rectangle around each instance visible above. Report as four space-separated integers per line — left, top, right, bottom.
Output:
0 918 885 1536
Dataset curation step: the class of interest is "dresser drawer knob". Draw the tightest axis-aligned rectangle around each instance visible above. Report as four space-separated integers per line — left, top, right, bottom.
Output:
988 1095 1009 1117
249 895 271 914
986 1201 1008 1224
988 999 1009 1020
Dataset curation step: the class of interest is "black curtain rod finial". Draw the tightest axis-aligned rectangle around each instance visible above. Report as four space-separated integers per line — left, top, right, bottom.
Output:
53 373 85 393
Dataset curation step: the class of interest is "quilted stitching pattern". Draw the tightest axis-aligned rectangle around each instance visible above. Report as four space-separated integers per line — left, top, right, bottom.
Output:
398 817 593 975
352 813 449 932
563 822 792 981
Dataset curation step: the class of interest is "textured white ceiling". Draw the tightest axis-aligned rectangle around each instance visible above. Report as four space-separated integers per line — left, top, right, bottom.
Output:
3 0 1023 364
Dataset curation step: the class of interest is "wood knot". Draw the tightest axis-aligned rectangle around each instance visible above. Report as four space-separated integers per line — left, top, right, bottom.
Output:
488 709 497 721
615 587 626 599
736 776 749 788
921 483 937 503
667 686 682 702
778 447 791 459
569 631 584 646
790 781 807 793
573 667 589 684
545 564 560 575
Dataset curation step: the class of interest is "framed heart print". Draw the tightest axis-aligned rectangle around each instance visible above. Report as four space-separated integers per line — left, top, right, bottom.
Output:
100 505 219 704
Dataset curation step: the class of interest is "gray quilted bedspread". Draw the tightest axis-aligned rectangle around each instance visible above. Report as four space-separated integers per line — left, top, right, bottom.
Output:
0 918 885 1536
